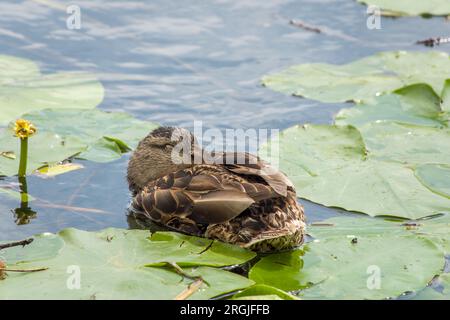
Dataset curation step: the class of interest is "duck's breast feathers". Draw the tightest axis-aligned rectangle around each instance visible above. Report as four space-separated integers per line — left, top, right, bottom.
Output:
134 167 282 226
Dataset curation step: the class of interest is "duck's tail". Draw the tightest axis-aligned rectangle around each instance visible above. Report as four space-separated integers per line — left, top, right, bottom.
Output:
206 194 306 253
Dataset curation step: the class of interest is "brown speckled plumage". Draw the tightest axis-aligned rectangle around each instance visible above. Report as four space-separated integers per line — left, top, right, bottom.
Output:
127 127 305 253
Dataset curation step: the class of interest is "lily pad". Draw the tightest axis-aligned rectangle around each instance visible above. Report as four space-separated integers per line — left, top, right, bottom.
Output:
357 0 450 16
232 284 299 300
262 51 450 103
22 108 159 163
0 131 87 176
261 124 450 219
0 109 159 176
0 228 255 299
0 55 104 125
335 84 449 128
411 214 450 254
249 217 444 299
415 164 450 199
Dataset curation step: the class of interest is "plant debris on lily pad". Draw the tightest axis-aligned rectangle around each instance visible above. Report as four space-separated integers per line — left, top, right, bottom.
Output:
0 55 104 125
357 0 450 17
262 51 450 103
0 228 255 299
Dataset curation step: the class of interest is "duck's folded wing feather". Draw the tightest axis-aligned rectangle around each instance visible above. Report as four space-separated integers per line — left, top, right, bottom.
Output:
220 152 293 197
135 169 270 225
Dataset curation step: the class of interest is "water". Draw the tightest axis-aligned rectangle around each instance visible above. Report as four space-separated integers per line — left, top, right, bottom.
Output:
0 0 449 241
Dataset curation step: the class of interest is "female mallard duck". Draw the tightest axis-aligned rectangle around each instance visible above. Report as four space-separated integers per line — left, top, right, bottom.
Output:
127 127 305 252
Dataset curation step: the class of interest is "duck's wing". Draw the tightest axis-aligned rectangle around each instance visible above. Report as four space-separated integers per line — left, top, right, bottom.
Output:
133 168 278 226
219 152 293 197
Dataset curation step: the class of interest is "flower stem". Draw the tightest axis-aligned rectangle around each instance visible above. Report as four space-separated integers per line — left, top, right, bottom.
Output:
18 137 28 177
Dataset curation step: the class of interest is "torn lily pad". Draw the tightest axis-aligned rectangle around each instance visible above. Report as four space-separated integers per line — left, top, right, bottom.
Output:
262 51 450 103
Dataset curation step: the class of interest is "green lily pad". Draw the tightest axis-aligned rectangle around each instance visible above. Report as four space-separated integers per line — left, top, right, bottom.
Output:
335 84 449 128
308 216 411 239
0 228 255 299
0 131 87 176
249 217 444 299
232 284 299 300
262 51 450 103
22 108 159 163
361 122 450 165
0 109 159 176
0 55 104 125
261 124 450 219
415 164 450 199
233 294 284 300
411 214 450 254
357 0 450 16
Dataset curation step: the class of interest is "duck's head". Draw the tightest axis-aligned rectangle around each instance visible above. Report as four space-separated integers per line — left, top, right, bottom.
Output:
127 126 198 194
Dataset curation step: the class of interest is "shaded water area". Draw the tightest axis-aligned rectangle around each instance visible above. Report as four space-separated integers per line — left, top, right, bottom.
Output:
0 0 449 241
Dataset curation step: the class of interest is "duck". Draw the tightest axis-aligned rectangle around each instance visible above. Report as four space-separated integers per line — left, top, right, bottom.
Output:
127 126 305 253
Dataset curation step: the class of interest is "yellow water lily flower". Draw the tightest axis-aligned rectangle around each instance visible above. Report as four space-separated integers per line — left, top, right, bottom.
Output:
14 119 36 139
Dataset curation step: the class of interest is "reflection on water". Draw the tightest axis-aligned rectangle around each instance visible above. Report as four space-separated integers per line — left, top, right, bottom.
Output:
0 0 448 240
13 176 37 225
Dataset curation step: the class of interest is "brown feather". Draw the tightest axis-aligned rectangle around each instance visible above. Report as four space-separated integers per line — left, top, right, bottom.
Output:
190 190 255 224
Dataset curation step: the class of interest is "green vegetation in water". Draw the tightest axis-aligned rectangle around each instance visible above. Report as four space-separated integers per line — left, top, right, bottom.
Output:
357 0 450 17
262 51 450 103
0 229 255 299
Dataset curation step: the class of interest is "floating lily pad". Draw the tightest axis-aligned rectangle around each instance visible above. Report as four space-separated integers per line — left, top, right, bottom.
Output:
0 55 104 125
261 124 450 219
415 164 450 199
262 51 450 103
22 108 159 163
0 228 255 299
357 0 450 17
232 284 299 300
249 217 444 299
335 84 449 128
0 131 87 177
412 214 450 254
0 109 159 176
308 216 410 239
